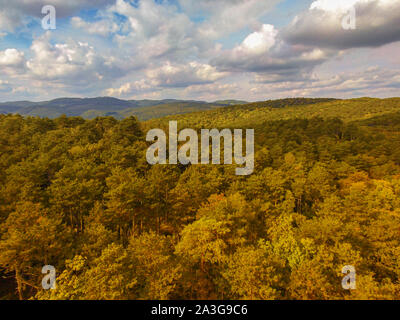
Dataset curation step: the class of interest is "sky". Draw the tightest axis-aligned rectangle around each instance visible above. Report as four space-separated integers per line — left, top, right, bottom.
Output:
0 0 400 102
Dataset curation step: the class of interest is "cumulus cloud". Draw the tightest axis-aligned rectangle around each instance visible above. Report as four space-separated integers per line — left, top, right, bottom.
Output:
0 48 26 77
106 61 227 97
180 0 281 39
25 33 124 91
108 0 202 61
1 0 400 101
211 23 334 81
319 67 400 93
71 16 119 37
249 66 400 98
241 24 278 55
284 0 400 49
146 62 227 87
105 79 155 97
0 48 25 68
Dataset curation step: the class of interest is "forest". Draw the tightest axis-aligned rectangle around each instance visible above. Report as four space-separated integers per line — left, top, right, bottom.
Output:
1 97 400 300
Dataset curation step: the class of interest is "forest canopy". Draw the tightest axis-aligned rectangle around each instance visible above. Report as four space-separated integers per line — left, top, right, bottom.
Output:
1 97 400 300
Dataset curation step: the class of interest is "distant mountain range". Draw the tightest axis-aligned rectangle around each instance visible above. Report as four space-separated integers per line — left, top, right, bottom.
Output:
0 97 249 121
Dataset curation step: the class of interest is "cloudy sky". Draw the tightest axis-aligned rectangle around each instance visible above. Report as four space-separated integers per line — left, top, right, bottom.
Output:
0 0 400 102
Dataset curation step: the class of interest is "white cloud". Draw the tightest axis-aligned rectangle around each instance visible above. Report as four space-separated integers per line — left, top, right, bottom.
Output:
109 0 200 61
249 66 400 98
106 61 227 97
105 79 154 97
241 24 277 54
285 0 400 49
310 0 363 12
25 33 124 92
71 16 119 37
146 62 227 87
1 0 400 101
180 0 281 39
0 48 25 67
211 23 333 79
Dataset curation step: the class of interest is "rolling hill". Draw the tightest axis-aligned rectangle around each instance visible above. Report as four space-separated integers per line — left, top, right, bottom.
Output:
144 97 400 130
0 97 249 120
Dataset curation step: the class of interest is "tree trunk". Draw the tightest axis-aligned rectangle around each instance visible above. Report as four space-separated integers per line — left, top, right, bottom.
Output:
15 268 24 300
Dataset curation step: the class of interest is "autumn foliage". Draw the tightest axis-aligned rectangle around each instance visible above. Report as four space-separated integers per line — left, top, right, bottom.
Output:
1 98 400 300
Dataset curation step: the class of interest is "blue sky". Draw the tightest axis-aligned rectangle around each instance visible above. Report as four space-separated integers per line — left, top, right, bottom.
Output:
0 0 400 102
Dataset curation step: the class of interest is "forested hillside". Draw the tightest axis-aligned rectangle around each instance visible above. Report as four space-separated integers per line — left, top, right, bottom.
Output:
1 98 400 300
146 98 400 129
0 98 246 120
